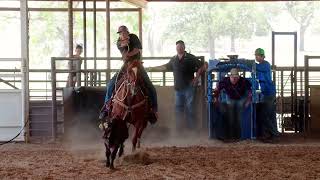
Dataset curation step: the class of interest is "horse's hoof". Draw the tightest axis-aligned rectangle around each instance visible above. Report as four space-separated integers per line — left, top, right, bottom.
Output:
106 162 110 167
110 164 115 170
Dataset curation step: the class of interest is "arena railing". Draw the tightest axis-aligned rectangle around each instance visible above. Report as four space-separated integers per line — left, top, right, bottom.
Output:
3 56 320 138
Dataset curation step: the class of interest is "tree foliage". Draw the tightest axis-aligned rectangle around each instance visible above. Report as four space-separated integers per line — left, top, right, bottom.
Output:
285 1 317 51
158 3 272 58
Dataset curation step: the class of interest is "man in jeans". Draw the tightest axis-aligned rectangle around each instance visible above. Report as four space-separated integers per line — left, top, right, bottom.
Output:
147 40 207 131
214 68 252 140
255 48 279 142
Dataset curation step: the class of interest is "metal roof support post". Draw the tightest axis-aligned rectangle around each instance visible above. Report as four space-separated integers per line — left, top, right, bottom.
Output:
300 71 303 97
51 58 57 140
93 0 97 85
271 32 275 82
20 0 30 143
106 0 111 80
293 32 298 132
139 8 142 46
304 56 309 138
280 70 284 133
68 0 73 57
207 69 213 138
83 0 88 86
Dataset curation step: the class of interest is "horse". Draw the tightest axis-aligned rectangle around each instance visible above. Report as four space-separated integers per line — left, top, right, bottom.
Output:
111 60 151 150
100 60 154 169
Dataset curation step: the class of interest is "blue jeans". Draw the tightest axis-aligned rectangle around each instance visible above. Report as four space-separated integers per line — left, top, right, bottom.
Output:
220 97 246 139
104 73 117 103
104 68 158 111
175 85 195 130
261 95 279 137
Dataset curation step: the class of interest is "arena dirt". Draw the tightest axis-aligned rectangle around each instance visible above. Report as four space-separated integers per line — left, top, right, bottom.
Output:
1 133 320 179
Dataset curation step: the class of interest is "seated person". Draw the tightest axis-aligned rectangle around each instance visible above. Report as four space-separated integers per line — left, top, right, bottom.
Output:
213 68 252 140
101 26 157 122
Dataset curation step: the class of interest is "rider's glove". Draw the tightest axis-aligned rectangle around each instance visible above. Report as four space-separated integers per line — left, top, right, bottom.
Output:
99 123 104 130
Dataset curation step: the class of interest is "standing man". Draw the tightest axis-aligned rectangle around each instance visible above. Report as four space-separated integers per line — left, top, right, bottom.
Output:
214 68 252 140
67 44 83 87
147 40 207 131
255 48 279 141
102 25 158 121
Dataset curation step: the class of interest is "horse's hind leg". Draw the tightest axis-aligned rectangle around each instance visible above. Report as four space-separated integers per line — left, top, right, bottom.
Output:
118 143 124 157
104 142 111 167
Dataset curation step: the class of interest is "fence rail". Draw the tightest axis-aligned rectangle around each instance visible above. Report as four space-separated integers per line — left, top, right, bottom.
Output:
2 57 320 136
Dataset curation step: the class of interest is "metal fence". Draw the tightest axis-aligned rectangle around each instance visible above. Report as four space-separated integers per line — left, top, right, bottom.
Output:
2 56 320 138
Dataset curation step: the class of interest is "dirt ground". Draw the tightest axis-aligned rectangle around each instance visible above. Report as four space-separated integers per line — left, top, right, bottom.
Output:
1 133 320 180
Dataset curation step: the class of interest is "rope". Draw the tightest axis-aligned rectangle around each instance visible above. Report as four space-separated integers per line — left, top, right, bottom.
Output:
114 80 129 102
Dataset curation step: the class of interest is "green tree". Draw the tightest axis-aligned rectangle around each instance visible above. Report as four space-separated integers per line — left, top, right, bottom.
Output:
285 2 317 51
160 3 225 58
220 3 271 52
29 11 68 68
310 9 320 36
158 3 272 58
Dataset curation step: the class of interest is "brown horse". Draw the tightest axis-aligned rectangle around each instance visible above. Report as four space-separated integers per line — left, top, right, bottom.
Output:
110 60 151 150
100 60 153 168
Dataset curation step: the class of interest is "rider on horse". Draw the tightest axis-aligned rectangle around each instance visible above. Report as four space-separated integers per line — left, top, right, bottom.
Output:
100 25 158 125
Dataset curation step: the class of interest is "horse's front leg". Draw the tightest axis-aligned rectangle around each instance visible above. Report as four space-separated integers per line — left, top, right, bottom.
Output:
136 122 147 149
104 142 111 167
132 127 138 152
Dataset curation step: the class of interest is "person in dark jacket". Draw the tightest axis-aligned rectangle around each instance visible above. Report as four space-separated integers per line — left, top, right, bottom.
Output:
214 68 252 140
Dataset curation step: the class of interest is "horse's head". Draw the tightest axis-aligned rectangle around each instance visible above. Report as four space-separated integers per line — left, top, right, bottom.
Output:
126 60 142 84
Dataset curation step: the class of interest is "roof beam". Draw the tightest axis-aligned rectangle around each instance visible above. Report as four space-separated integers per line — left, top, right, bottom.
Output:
146 0 308 1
